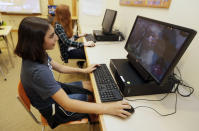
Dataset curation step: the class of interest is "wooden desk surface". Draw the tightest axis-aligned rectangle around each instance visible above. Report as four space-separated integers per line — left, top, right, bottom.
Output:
82 26 199 131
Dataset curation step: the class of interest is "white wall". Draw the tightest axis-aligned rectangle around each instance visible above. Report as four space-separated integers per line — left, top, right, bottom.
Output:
79 0 199 97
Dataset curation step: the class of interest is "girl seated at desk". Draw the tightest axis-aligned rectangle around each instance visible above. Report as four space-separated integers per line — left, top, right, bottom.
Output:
53 4 94 67
14 16 132 129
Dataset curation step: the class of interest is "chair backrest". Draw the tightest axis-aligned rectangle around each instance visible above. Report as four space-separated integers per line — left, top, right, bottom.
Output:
17 81 41 124
17 81 31 110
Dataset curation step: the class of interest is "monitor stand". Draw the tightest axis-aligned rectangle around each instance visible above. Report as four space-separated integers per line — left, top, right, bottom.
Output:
110 59 175 97
93 30 120 41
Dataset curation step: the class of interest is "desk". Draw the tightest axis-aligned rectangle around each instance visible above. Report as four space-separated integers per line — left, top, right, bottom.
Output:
0 26 14 67
83 27 199 131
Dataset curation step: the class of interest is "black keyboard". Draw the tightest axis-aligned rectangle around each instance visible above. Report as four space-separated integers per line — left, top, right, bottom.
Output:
85 34 96 43
93 64 123 102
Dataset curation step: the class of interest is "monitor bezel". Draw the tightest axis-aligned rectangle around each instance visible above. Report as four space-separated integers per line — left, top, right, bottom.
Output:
125 16 197 84
102 9 117 34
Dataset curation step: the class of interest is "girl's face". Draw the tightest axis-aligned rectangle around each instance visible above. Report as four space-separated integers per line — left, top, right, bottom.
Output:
43 25 58 50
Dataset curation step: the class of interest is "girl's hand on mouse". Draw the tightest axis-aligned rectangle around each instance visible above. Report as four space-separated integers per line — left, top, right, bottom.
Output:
102 100 132 118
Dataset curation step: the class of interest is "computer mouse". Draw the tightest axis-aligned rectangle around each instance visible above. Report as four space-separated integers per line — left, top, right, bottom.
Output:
124 105 135 114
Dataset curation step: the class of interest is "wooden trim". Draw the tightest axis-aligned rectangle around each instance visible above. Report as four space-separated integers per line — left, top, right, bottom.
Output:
72 16 78 20
83 24 106 130
11 29 18 32
48 0 54 5
85 46 107 131
72 0 77 17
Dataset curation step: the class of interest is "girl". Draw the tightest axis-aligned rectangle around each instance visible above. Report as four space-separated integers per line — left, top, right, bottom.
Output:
53 4 94 64
15 17 132 129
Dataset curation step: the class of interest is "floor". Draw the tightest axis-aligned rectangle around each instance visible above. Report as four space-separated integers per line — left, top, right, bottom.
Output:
0 32 99 131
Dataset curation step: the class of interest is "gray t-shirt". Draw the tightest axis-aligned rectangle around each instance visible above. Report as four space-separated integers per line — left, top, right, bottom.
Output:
21 57 61 110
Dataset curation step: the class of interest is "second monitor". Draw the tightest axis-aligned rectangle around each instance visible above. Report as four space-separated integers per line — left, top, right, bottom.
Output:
93 9 121 41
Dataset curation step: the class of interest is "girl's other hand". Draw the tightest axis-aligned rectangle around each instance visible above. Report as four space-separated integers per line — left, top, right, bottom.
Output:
83 64 99 73
84 41 95 47
79 33 87 37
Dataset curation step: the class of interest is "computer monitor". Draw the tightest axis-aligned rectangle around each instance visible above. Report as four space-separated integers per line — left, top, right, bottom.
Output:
125 16 197 84
48 5 56 16
102 9 117 34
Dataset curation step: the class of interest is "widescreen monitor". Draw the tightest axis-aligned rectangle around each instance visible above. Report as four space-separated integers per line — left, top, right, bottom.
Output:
125 16 196 84
102 9 117 34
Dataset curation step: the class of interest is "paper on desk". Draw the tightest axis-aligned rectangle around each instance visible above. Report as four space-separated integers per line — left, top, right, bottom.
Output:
81 0 103 16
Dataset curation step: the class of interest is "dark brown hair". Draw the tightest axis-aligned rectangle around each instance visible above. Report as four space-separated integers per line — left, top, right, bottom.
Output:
53 4 73 38
14 17 50 63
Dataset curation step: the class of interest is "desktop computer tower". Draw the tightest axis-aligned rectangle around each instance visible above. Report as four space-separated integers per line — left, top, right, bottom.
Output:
110 59 175 97
93 30 120 41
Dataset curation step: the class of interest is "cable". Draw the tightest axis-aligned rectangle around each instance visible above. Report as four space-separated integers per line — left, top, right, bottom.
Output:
133 92 177 116
176 66 182 79
124 93 169 102
125 93 177 116
124 72 192 116
123 68 194 117
173 67 194 97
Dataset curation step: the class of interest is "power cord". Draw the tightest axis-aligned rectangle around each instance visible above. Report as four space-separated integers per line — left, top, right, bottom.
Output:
173 66 194 97
125 93 169 102
124 92 177 116
124 67 194 116
134 92 177 116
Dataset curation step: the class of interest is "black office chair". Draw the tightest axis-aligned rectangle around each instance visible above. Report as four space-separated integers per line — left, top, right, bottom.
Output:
58 19 86 68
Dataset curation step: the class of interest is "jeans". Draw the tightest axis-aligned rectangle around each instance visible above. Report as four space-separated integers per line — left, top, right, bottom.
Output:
66 81 88 101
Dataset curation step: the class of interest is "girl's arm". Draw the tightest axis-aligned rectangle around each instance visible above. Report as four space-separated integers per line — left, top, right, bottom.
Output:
51 60 97 74
55 23 95 47
51 88 132 118
55 23 83 48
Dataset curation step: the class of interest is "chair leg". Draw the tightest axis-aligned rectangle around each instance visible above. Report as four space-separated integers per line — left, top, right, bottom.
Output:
42 125 45 131
0 66 6 81
89 123 92 131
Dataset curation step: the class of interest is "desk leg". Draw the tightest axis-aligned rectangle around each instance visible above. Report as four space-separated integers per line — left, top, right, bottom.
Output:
3 36 14 68
0 66 7 81
10 32 15 49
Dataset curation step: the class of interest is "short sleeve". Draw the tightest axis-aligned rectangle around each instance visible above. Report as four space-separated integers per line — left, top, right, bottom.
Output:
32 65 61 100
